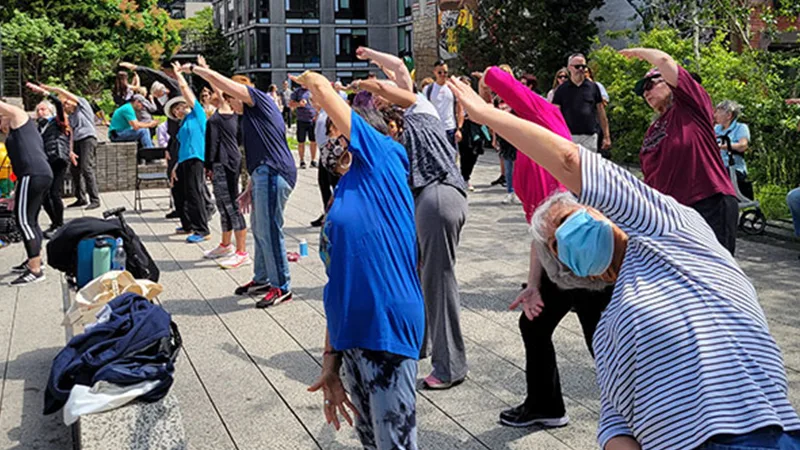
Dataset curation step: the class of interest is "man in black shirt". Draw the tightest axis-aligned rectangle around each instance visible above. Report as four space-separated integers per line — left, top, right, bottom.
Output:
552 53 611 153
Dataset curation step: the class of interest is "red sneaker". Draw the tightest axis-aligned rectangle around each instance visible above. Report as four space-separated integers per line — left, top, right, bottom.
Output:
255 287 292 308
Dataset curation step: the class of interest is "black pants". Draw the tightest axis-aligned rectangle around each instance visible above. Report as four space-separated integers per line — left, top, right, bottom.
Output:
458 142 480 184
519 272 613 416
318 164 340 210
71 137 100 204
212 163 245 232
178 159 209 235
14 174 52 259
282 106 292 127
690 193 738 256
43 159 68 227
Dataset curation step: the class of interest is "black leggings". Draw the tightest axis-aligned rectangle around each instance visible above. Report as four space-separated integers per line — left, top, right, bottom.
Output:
179 159 210 235
14 174 52 259
43 159 68 227
318 164 340 210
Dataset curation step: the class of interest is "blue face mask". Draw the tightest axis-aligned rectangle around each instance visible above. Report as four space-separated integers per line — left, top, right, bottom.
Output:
554 209 614 277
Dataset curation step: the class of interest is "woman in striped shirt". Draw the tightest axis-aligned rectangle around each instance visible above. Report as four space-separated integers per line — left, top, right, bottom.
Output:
446 75 800 449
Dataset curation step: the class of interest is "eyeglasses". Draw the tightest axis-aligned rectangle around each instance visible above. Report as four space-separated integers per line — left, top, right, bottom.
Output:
557 75 568 80
643 77 665 93
436 70 448 76
571 64 588 70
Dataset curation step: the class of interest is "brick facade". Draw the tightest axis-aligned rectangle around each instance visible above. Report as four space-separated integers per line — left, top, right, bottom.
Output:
747 0 800 49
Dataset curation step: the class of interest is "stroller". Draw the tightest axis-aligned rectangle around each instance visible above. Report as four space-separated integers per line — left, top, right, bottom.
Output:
719 135 766 235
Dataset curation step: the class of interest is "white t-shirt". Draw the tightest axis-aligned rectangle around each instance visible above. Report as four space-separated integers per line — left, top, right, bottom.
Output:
425 83 456 130
405 94 440 119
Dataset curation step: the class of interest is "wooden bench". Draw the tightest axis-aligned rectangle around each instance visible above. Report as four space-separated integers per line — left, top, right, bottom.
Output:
61 279 187 450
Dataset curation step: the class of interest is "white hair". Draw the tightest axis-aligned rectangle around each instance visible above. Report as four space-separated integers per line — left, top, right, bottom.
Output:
151 81 167 95
530 191 612 291
567 53 586 66
36 100 56 118
715 100 743 121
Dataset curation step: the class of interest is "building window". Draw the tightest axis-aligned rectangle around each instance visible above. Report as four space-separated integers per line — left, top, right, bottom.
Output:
336 29 368 66
286 0 319 22
258 29 271 68
258 0 270 23
252 73 273 92
398 25 412 57
336 71 370 86
236 0 243 26
335 0 366 23
237 34 246 69
397 0 411 21
249 31 257 67
227 0 235 29
286 28 320 67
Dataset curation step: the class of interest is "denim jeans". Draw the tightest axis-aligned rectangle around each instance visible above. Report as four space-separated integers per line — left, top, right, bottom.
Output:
111 128 154 148
787 187 800 237
503 157 515 194
251 164 292 291
696 426 800 449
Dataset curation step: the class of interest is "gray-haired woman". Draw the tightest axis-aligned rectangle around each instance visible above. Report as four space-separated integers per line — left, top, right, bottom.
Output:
446 74 800 450
714 100 752 198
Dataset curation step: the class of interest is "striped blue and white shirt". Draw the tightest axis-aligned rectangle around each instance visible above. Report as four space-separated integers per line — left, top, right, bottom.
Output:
578 147 800 449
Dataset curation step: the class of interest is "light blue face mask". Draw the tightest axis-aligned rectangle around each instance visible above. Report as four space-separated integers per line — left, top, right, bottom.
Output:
554 209 614 277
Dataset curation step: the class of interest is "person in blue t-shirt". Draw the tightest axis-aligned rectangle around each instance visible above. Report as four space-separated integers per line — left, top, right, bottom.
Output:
188 58 297 308
167 62 209 243
293 70 423 450
290 85 318 169
714 100 752 198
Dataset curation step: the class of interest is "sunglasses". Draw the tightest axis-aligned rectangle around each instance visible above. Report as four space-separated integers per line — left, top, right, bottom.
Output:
643 77 665 92
436 70 449 76
571 64 588 70
557 75 568 80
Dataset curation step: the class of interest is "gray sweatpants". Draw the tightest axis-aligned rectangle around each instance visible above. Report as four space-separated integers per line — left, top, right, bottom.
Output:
416 182 468 383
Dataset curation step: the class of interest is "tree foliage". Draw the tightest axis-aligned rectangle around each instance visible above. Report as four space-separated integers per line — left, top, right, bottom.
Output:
1 0 180 98
455 0 605 83
178 7 235 76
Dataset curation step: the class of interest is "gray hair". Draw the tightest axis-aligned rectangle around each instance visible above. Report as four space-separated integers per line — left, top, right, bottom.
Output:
567 53 586 65
715 100 742 121
151 81 167 95
36 100 56 118
530 191 612 291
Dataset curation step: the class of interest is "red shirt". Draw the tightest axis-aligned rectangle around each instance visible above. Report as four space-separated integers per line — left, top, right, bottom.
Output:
639 66 735 206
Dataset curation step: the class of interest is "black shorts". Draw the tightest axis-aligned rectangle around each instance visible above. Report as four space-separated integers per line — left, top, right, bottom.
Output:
690 193 739 256
296 120 316 143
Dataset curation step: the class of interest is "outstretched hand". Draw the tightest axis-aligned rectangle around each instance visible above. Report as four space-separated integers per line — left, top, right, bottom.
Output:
618 48 644 60
446 76 494 125
171 61 184 75
197 55 209 69
510 285 544 321
25 82 49 95
786 98 800 106
355 47 370 61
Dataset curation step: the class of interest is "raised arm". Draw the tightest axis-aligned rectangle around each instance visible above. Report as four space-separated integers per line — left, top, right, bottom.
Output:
447 77 582 194
39 83 80 104
354 79 416 108
618 48 678 88
196 56 225 100
172 62 197 106
356 47 413 92
121 62 180 95
292 71 351 139
0 100 30 129
188 63 252 106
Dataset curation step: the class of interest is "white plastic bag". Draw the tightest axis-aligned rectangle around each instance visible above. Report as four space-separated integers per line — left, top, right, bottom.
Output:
63 379 161 425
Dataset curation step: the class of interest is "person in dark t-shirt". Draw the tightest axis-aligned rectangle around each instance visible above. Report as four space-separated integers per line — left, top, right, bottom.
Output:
552 53 611 153
0 99 53 285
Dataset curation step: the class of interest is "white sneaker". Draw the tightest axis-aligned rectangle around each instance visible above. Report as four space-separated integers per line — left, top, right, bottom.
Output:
502 193 517 204
204 244 235 259
219 252 252 269
467 183 475 192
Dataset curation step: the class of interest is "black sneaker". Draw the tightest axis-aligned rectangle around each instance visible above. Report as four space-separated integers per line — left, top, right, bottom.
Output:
310 214 325 227
234 280 271 296
9 268 46 286
300 161 307 169
499 404 569 428
67 200 88 208
11 261 29 273
255 287 292 308
43 226 61 239
310 160 318 169
85 202 101 210
490 175 506 186
165 210 180 219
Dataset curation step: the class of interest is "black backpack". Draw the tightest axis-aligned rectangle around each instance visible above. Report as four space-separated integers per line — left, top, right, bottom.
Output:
47 207 159 283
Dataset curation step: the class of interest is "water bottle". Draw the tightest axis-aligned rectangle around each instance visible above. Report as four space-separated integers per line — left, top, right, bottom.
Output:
92 239 111 279
299 239 308 257
112 238 127 271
